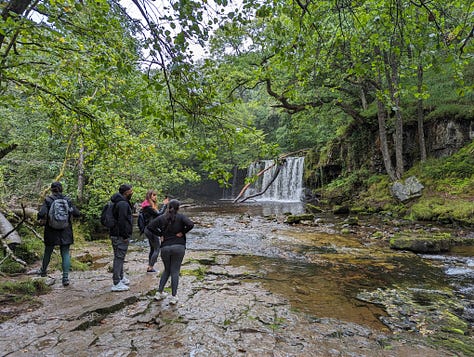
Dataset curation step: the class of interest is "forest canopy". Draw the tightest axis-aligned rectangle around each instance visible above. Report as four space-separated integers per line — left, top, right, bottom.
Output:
0 0 472 221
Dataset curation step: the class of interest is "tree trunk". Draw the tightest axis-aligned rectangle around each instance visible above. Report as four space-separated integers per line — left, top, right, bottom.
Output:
77 140 85 203
0 211 22 245
360 85 368 110
384 50 403 179
417 62 427 161
376 97 397 182
373 47 397 182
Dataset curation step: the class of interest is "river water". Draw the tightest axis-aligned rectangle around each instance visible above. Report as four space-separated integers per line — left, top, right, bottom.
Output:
133 200 474 332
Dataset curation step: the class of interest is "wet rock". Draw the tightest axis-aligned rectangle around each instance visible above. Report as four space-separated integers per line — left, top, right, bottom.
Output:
284 213 314 224
357 286 472 350
305 203 323 213
333 205 350 214
0 246 455 357
390 232 452 253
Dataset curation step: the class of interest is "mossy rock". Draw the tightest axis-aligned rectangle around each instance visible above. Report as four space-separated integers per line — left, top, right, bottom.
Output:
284 214 315 224
333 205 350 214
305 203 322 213
390 232 452 253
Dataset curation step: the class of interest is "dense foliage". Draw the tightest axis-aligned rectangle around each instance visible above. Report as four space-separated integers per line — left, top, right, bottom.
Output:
0 0 472 224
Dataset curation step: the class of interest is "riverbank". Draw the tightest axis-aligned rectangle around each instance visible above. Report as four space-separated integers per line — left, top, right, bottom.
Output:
0 239 460 356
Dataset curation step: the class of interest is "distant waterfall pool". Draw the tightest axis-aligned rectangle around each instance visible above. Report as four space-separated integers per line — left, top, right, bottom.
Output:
245 156 305 202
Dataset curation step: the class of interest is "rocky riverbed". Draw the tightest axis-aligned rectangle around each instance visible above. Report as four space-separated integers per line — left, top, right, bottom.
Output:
0 242 462 356
1 201 472 356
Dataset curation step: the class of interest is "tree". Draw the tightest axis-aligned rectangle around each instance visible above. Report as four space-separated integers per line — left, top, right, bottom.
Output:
0 0 275 218
207 0 473 181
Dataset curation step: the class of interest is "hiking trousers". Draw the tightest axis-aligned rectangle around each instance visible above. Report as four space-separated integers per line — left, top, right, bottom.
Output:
111 236 129 285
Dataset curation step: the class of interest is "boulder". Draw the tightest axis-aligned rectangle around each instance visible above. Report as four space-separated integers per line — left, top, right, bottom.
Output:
284 213 314 224
391 176 424 202
390 233 451 253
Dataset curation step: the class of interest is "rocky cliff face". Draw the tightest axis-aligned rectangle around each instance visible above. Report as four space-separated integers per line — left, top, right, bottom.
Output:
304 118 473 191
425 118 474 158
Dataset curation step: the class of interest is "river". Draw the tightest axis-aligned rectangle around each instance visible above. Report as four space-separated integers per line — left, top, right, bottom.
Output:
2 200 473 356
133 200 474 334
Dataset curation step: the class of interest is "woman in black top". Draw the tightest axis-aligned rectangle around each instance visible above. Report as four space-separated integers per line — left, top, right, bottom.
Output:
140 190 168 272
146 199 194 305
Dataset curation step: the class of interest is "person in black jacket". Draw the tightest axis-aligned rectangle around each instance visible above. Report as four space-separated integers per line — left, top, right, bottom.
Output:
109 184 134 292
140 190 169 273
37 181 80 286
147 199 194 305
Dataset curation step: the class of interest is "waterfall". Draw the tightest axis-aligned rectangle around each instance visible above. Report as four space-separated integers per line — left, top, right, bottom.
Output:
245 156 305 202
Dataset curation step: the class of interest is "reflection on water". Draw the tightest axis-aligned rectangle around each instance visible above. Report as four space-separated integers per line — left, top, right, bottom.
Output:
230 255 391 331
190 200 306 216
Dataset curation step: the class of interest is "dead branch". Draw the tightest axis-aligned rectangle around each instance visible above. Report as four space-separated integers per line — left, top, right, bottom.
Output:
233 163 276 203
238 164 282 203
233 150 309 203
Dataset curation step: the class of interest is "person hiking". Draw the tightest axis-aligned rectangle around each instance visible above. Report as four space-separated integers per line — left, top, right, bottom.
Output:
140 190 169 273
37 181 80 286
109 184 134 292
146 199 194 305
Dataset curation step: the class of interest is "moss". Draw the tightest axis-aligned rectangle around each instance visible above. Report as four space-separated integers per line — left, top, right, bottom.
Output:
390 231 452 253
285 214 314 224
322 139 474 227
181 266 208 281
305 203 322 213
431 336 474 356
358 175 395 210
372 231 384 239
408 197 474 226
0 279 51 298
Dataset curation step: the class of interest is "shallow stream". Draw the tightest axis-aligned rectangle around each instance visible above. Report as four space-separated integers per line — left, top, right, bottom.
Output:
133 200 474 332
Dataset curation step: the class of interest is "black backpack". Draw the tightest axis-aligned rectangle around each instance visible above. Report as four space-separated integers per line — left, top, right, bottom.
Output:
47 197 70 230
100 201 117 228
137 210 148 234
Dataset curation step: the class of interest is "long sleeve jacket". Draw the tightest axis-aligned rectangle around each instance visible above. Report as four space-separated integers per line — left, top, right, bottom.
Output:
37 193 80 246
147 213 194 248
109 192 133 239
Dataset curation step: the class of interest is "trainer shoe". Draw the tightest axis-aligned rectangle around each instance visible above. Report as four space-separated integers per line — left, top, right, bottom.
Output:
62 278 70 287
154 291 168 301
169 296 178 305
111 281 130 292
121 276 130 285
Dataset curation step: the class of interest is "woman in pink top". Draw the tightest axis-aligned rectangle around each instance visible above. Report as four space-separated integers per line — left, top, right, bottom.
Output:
140 190 168 272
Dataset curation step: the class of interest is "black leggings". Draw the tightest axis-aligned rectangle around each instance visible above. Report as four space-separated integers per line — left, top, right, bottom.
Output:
158 244 185 296
145 229 160 267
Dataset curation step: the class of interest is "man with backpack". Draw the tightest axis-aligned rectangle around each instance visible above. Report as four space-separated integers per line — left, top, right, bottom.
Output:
108 184 134 292
37 181 80 286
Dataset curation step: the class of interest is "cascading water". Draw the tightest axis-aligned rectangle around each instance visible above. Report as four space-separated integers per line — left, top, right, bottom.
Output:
245 156 305 202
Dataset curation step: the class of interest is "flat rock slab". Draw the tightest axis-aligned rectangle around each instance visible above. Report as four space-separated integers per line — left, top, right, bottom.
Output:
0 245 455 356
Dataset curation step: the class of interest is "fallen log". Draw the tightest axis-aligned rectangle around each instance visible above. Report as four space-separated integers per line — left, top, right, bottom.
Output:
0 211 21 245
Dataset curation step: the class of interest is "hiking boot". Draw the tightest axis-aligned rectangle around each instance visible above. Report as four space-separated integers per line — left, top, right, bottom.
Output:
111 281 130 292
62 278 70 287
154 291 168 301
121 276 130 285
37 269 47 277
169 296 179 305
